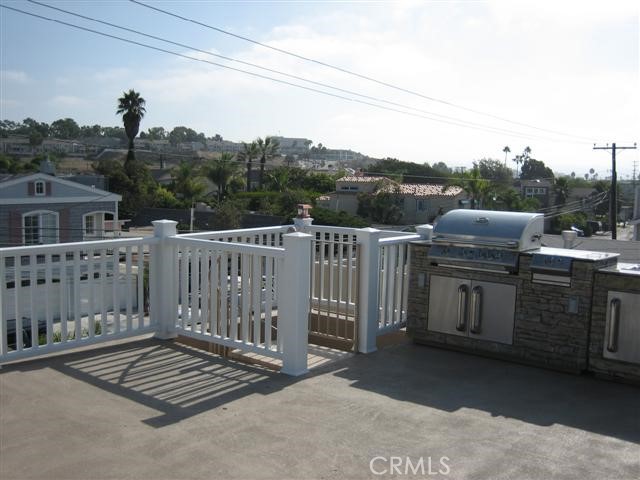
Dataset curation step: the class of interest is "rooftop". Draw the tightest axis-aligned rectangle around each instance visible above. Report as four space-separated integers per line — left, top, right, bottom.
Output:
337 175 388 183
1 336 638 480
382 183 464 198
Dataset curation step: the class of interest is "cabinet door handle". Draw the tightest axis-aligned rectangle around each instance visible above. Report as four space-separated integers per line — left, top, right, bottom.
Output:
607 298 621 353
456 284 468 331
470 286 482 334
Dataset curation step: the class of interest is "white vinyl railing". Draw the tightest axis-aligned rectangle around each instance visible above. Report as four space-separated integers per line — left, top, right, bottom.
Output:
178 225 290 247
1 219 431 368
0 237 156 362
377 234 420 334
169 236 285 358
307 226 359 343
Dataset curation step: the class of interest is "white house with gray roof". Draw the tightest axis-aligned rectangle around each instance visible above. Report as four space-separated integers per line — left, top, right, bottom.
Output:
0 172 121 247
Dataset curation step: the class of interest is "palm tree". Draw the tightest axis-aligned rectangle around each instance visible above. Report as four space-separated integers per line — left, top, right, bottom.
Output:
171 160 205 205
116 89 146 151
205 153 241 202
238 141 259 191
554 177 570 205
256 136 280 190
502 146 511 166
266 167 290 192
512 154 523 178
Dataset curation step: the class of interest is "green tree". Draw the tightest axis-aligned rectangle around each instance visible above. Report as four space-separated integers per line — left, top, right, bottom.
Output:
116 89 146 151
205 153 242 201
168 126 205 146
145 127 167 140
266 167 290 192
238 141 259 192
357 182 404 224
453 166 491 209
476 158 512 189
171 160 205 205
50 118 80 139
520 158 554 181
256 136 280 190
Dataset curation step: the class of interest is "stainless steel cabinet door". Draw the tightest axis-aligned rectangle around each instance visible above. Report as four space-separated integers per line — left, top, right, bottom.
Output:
603 291 640 365
427 275 469 337
468 280 516 345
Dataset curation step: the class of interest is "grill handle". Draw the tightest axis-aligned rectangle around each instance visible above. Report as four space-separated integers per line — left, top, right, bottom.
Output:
470 286 483 334
607 298 621 353
456 284 469 331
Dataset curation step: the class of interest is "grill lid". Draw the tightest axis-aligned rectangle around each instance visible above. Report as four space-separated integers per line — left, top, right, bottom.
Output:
432 210 544 251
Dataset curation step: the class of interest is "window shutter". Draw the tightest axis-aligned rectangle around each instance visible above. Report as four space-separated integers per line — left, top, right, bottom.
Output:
45 182 52 196
27 182 35 196
59 209 70 243
9 211 22 245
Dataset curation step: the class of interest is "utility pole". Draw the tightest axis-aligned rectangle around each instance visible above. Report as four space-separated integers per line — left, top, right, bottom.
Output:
593 142 637 240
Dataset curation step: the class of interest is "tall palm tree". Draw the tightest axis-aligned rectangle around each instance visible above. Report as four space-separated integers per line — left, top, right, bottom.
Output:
502 146 511 166
256 136 280 190
512 154 523 178
116 89 146 151
205 153 241 202
238 141 259 192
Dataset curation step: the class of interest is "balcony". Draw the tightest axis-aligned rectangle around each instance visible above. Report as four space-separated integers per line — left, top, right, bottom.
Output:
1 221 638 479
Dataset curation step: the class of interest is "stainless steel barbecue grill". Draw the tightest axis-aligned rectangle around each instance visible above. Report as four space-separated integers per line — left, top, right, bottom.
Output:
428 210 544 272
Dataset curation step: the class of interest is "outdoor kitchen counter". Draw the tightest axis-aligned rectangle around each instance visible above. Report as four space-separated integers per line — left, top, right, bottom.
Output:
589 264 640 384
596 262 640 277
527 247 620 261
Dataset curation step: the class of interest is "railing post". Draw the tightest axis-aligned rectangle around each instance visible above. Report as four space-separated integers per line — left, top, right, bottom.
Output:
151 220 178 340
280 231 312 376
356 227 381 353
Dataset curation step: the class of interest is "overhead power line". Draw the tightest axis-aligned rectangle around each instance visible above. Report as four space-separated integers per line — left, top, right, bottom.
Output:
22 1 583 144
129 0 595 143
3 4 585 144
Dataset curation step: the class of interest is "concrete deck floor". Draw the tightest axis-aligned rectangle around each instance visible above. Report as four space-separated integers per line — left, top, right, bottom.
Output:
1 338 638 480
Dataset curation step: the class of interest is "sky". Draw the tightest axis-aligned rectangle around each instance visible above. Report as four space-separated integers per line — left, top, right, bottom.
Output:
1 0 639 179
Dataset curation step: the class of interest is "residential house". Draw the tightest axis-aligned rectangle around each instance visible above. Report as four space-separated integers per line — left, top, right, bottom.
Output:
271 137 312 156
0 135 34 156
317 175 465 224
0 172 121 247
380 183 465 224
519 179 552 208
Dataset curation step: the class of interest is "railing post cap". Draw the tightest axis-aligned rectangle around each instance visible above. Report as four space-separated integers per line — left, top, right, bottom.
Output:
152 219 178 238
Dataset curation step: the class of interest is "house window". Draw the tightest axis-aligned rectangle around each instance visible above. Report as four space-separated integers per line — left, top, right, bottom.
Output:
35 180 45 196
23 211 58 245
417 199 426 211
85 215 95 236
83 212 106 240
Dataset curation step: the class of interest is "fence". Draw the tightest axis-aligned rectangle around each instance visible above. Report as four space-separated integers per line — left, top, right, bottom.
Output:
1 218 429 370
0 237 155 363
